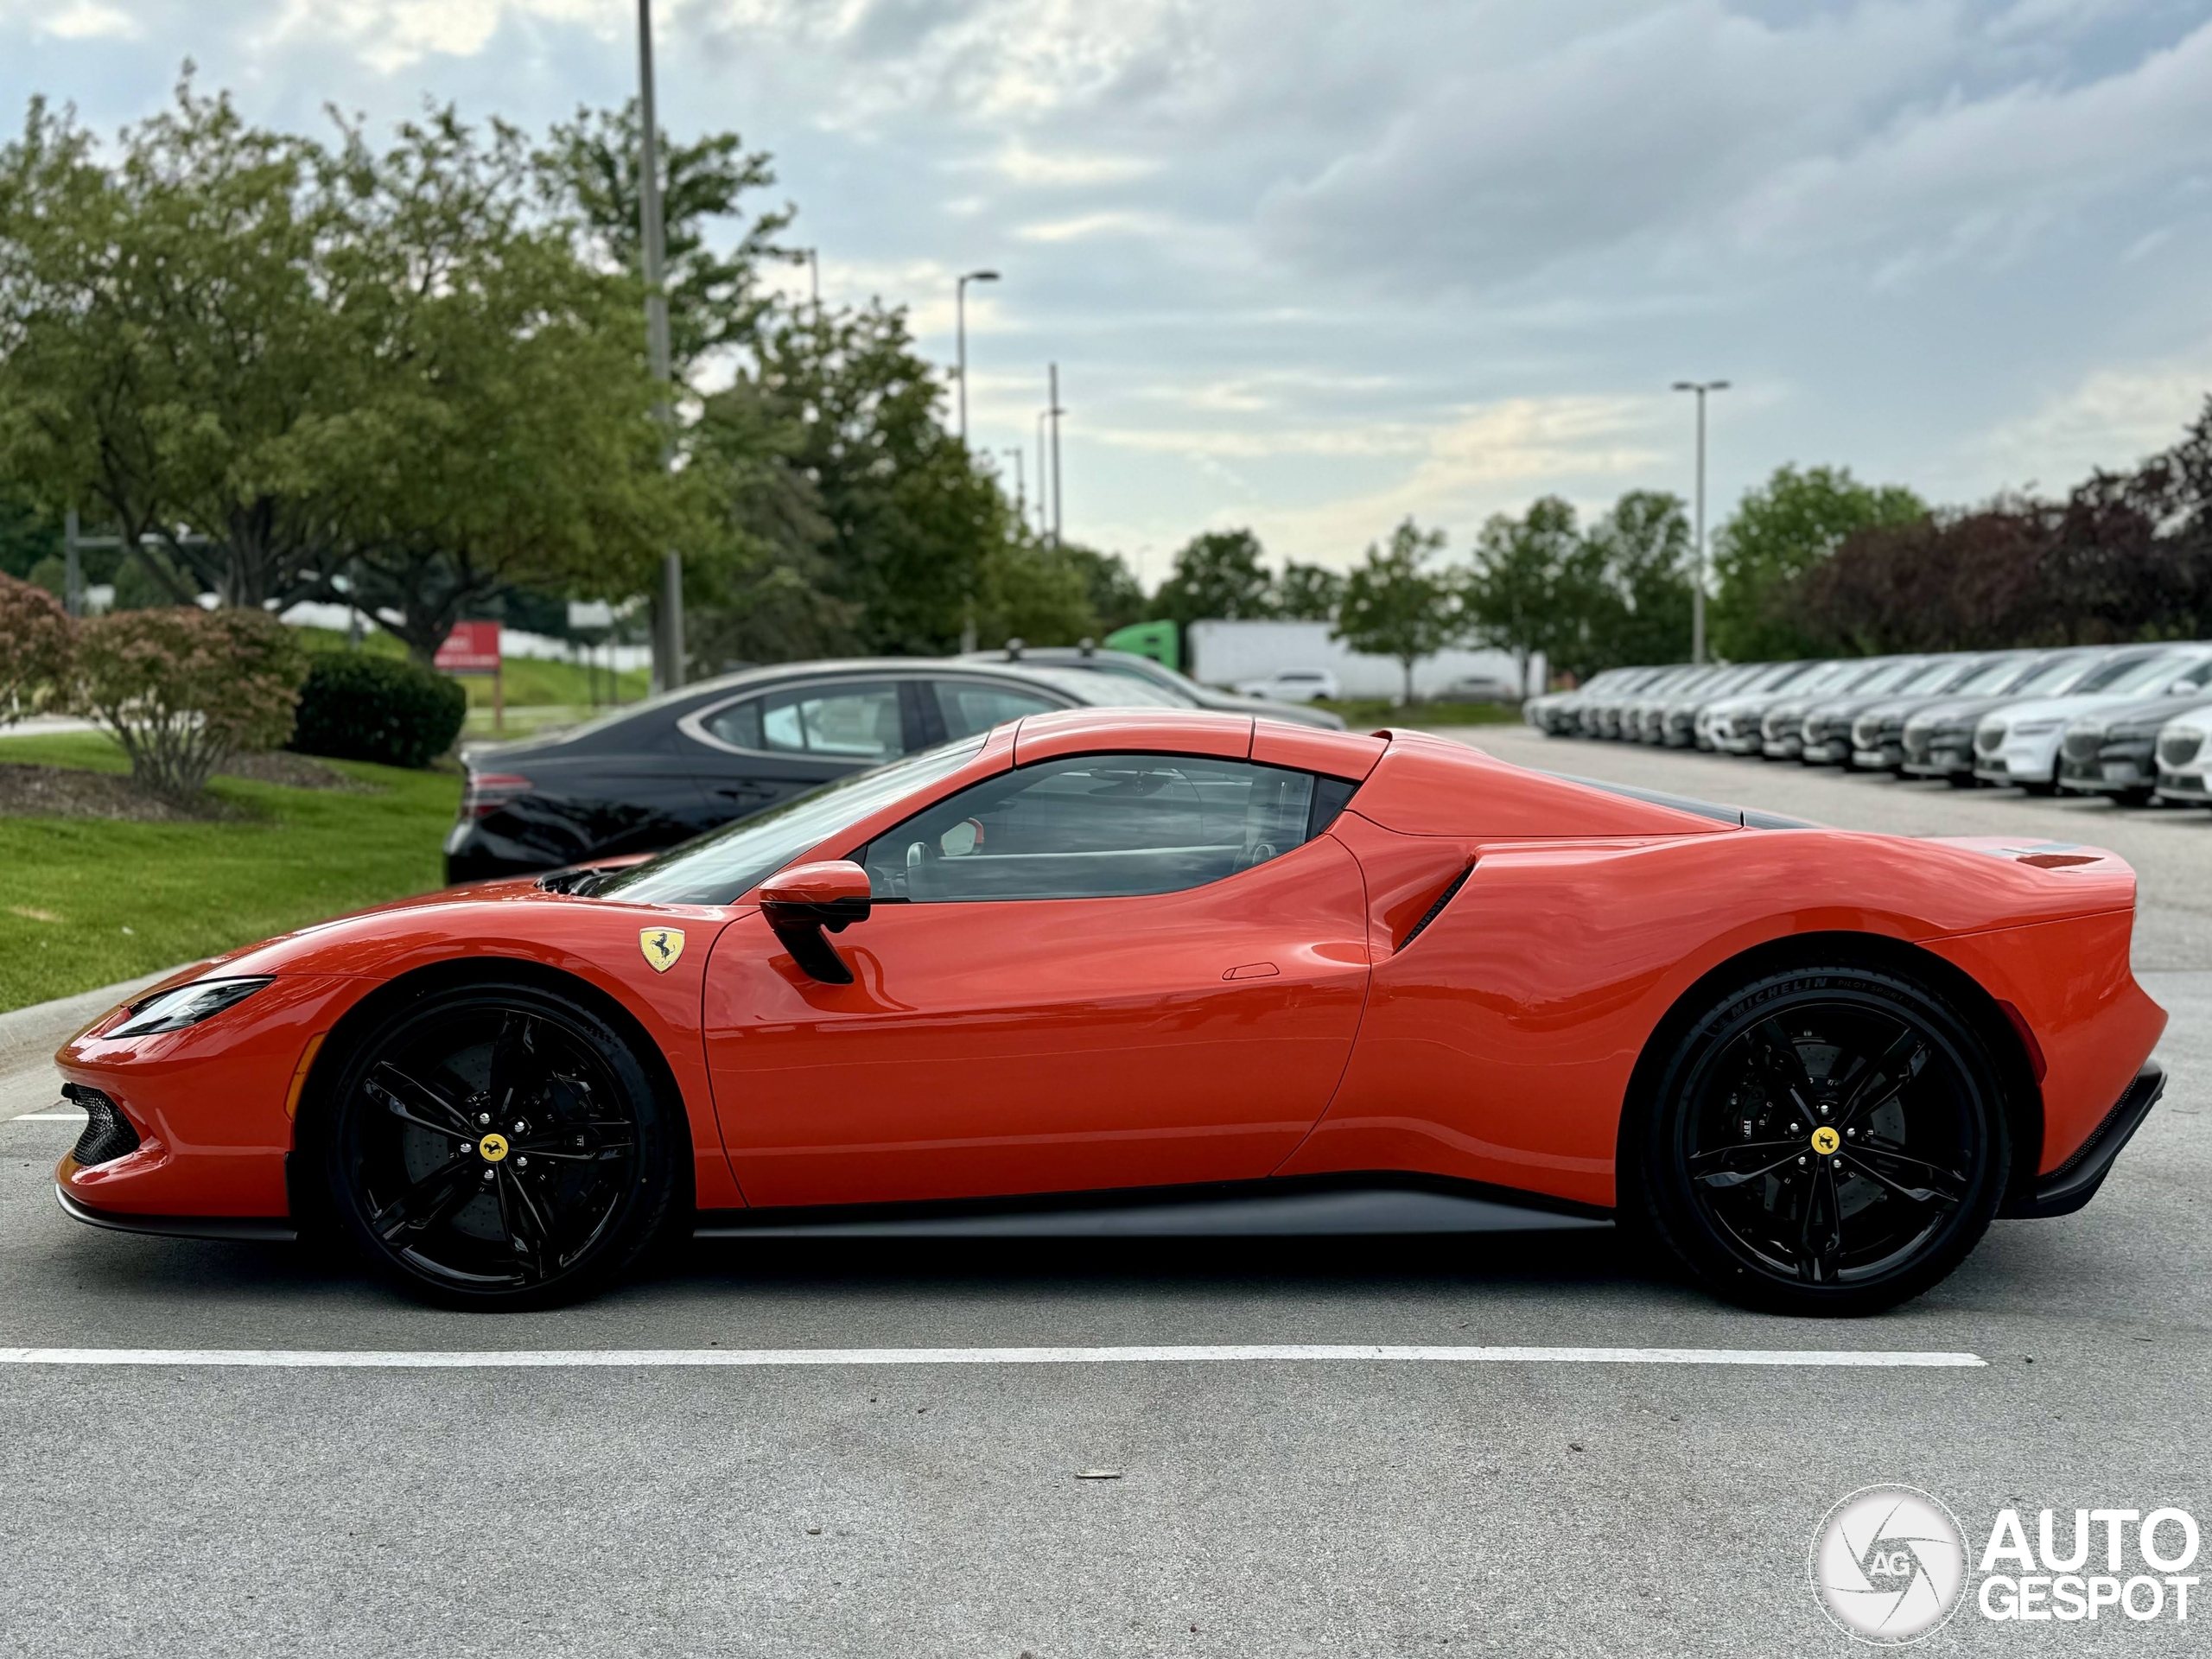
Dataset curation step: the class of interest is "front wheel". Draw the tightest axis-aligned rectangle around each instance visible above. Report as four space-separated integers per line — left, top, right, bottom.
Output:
1636 964 2011 1316
320 982 683 1308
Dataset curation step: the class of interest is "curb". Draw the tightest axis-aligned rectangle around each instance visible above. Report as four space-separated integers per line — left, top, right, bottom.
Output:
0 964 198 1079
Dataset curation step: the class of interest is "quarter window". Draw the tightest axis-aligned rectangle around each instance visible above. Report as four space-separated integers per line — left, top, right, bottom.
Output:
703 682 906 759
860 753 1352 902
931 680 1066 740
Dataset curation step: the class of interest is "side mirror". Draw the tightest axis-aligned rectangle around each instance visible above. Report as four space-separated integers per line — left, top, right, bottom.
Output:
759 860 873 985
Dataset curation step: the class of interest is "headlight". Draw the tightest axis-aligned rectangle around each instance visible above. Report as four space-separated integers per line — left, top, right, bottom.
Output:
2010 719 2063 737
109 977 273 1038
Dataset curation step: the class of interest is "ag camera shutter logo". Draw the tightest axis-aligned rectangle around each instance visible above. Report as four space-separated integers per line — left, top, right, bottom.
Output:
1809 1485 1969 1644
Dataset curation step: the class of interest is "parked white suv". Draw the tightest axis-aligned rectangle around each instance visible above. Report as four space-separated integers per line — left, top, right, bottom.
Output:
1974 645 2212 793
2155 705 2212 804
1235 668 1340 703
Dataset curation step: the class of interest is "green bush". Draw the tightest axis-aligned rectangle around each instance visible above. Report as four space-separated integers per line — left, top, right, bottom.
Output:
75 606 307 801
289 652 466 769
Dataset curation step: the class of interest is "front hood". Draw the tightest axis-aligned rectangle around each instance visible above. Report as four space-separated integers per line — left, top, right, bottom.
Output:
1804 693 1891 722
1911 694 2024 729
2090 694 2212 740
1983 694 2115 728
195 881 741 982
1859 690 1970 723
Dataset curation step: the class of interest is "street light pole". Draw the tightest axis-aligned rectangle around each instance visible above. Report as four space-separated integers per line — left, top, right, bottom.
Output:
1047 362 1065 549
954 269 1000 445
1671 379 1730 664
1035 410 1051 538
638 0 683 691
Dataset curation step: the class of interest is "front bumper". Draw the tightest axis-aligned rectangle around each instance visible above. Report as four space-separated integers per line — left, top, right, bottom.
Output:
55 1181 297 1243
1853 743 1904 770
2059 748 2153 795
1999 1062 2165 1219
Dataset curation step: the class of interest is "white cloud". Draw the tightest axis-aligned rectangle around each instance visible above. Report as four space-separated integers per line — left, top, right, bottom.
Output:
1012 208 1172 243
1965 346 2212 492
252 0 609 73
37 0 137 40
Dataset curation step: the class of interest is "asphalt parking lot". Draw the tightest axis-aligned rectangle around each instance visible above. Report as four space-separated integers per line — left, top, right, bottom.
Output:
3 729 2208 1658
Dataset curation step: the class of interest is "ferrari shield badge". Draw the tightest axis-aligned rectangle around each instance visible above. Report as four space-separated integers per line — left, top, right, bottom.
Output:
639 927 686 974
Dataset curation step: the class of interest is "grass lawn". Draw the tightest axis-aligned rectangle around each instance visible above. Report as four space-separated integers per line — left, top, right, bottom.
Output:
0 732 459 1013
1315 698 1525 728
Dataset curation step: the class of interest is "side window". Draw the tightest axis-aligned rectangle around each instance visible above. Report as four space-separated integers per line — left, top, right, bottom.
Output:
703 682 906 760
860 753 1348 902
931 680 1065 741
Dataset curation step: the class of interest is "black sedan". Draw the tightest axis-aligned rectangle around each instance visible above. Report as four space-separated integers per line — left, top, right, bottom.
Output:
444 658 1174 882
957 644 1347 729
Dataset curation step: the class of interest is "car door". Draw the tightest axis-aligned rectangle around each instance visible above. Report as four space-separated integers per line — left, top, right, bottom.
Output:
680 677 927 823
702 748 1372 1208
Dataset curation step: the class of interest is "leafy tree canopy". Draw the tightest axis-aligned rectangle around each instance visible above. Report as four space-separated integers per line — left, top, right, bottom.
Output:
1153 529 1276 626
1708 464 1926 660
1335 518 1454 702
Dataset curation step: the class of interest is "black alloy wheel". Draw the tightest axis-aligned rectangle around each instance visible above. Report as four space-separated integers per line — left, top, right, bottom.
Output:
1637 965 2010 1316
321 982 681 1308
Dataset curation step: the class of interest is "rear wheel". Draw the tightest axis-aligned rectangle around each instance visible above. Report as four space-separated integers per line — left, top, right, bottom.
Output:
321 982 681 1308
1637 964 2010 1316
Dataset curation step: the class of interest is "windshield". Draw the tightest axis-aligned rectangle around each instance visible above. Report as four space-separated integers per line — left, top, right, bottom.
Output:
1942 655 2024 695
2006 652 2106 696
2081 650 2196 696
1840 659 1920 695
593 738 989 906
1886 658 1958 695
1018 665 1192 707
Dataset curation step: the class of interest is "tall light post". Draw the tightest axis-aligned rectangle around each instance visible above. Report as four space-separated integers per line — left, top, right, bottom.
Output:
954 269 1000 444
1672 379 1729 664
1046 362 1065 549
638 0 683 691
1035 410 1051 538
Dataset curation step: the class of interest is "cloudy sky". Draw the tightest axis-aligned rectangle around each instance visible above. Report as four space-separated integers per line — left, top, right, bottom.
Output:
8 0 2212 582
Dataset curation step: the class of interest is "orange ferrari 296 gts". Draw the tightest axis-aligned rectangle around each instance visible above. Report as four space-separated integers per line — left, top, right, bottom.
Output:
53 709 2166 1313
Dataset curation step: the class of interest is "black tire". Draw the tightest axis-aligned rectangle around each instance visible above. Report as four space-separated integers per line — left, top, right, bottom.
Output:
319 981 683 1309
1635 963 2011 1317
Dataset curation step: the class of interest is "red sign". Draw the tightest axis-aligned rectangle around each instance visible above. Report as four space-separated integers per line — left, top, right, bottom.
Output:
434 620 501 674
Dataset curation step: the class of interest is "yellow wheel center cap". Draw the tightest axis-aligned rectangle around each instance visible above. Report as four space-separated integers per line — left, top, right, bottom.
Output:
1810 1126 1840 1156
479 1133 510 1163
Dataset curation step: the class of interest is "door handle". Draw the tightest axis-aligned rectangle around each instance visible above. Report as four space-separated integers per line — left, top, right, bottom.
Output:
1223 962 1280 981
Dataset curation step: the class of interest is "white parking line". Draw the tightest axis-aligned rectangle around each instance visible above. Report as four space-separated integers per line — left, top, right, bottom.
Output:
8 1112 83 1122
0 1344 1987 1369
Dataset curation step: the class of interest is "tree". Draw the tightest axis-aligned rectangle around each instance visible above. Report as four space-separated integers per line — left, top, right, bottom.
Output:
699 302 1009 658
537 99 792 386
1584 490 1694 671
0 79 366 608
1276 560 1345 621
1335 518 1454 703
1153 529 1275 625
972 537 1100 648
1461 496 1605 687
1707 465 1927 660
314 109 683 663
1058 544 1147 634
0 483 59 581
